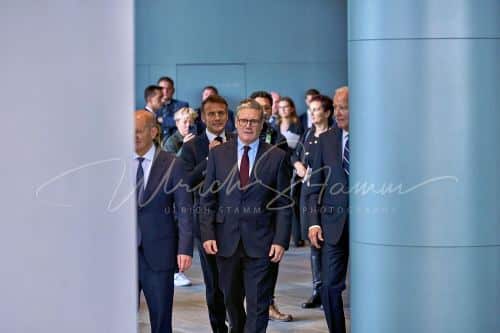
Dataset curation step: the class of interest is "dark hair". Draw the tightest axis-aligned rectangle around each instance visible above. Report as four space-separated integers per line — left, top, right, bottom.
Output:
305 88 320 98
157 76 174 86
144 85 162 102
202 85 219 95
310 94 333 113
277 96 299 124
201 94 228 113
249 90 272 106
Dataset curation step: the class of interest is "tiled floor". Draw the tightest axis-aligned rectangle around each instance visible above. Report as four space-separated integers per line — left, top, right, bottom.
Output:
139 246 350 332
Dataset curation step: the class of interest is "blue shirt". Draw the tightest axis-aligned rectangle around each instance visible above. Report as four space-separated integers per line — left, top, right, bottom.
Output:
237 137 259 176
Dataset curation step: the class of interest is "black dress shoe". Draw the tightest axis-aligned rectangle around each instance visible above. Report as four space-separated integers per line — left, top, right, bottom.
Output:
301 294 321 308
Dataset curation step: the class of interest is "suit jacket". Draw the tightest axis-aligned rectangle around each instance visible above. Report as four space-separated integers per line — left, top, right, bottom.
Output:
299 112 310 134
164 130 184 155
179 132 236 237
306 128 348 245
199 140 292 258
137 149 193 271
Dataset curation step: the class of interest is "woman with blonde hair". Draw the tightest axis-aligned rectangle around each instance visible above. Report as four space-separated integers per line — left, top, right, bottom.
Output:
164 107 198 155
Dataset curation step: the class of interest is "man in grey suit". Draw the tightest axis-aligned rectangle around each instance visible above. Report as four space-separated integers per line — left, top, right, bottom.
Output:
200 99 292 333
134 110 193 333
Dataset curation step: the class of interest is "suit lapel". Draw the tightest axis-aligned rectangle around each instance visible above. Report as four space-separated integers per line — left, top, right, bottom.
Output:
249 142 268 184
143 149 168 202
199 134 209 160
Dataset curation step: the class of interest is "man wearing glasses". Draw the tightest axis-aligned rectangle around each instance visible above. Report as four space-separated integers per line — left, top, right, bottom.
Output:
200 99 292 333
250 91 293 322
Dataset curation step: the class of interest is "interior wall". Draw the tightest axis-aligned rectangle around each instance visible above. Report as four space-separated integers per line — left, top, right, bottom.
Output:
135 0 347 112
0 1 136 332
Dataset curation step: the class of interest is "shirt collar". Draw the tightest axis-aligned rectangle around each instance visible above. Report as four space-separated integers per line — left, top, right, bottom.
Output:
343 130 349 140
134 144 156 162
206 129 227 142
237 137 259 152
144 105 154 113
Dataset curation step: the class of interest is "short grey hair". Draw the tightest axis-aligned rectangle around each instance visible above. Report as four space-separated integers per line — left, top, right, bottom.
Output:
235 98 264 120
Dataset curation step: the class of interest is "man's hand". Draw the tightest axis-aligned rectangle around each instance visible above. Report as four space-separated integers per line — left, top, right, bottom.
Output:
177 254 192 272
269 244 285 263
203 240 218 255
208 140 222 150
308 226 324 249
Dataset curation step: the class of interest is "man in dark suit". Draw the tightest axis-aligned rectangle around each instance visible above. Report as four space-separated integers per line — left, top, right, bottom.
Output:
144 85 164 114
306 86 350 333
179 94 236 333
156 76 190 140
249 90 292 322
299 88 320 133
134 110 193 333
200 99 292 333
143 85 164 146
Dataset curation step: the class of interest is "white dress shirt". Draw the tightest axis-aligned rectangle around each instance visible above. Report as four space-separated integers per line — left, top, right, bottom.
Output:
205 129 227 143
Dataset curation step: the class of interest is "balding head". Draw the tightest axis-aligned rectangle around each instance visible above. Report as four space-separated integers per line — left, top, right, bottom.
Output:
135 109 158 156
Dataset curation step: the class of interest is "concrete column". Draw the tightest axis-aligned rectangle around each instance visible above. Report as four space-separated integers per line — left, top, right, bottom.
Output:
0 1 136 332
348 1 499 332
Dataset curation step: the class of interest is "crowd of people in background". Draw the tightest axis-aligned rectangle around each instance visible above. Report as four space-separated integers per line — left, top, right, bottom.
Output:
135 75 350 333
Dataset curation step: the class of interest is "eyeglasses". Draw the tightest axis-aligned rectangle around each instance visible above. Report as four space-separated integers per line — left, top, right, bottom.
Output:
237 118 261 127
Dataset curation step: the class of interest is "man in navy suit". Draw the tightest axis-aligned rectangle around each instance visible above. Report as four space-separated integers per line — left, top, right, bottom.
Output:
156 76 190 140
180 94 236 333
299 88 320 133
306 86 350 333
134 110 193 333
250 90 292 322
200 99 292 333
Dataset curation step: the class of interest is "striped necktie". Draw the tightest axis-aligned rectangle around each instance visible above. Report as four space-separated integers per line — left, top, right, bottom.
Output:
343 135 350 176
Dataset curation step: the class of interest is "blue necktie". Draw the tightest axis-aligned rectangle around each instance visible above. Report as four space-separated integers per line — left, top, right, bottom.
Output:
136 157 145 246
343 135 350 177
136 157 145 204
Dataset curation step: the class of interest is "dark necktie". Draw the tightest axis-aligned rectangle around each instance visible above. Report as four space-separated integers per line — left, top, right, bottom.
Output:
214 136 223 144
136 157 145 205
239 146 250 187
136 157 145 246
342 135 350 176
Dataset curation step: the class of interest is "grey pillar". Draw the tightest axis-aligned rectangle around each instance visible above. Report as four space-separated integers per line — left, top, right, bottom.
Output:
348 1 499 332
0 1 136 332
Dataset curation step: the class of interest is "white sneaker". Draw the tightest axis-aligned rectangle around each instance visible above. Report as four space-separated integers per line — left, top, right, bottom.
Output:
174 272 192 287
